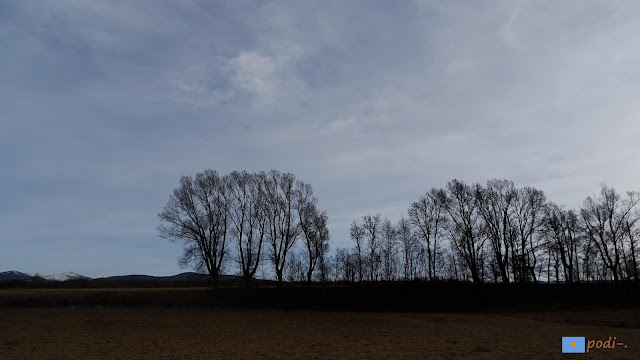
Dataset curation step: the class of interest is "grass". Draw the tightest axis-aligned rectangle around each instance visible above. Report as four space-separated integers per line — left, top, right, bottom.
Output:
1 307 640 359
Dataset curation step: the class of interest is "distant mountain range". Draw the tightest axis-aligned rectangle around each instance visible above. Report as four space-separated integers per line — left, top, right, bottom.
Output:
0 270 238 282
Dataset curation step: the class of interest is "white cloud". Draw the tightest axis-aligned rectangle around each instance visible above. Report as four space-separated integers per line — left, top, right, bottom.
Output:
228 51 281 103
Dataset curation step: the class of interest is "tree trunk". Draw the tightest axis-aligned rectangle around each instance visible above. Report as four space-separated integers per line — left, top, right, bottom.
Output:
210 269 220 289
243 272 252 288
276 268 284 287
496 253 509 283
306 268 313 287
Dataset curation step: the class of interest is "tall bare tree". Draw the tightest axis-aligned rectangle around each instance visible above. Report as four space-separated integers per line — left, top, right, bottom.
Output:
362 213 382 281
408 188 448 280
397 216 418 280
226 171 266 287
381 217 397 281
158 170 229 288
541 202 581 283
475 179 517 283
317 245 332 284
350 220 366 281
260 170 302 286
511 186 546 283
336 247 357 282
623 207 640 281
445 179 485 283
285 249 306 283
580 185 640 282
297 180 330 285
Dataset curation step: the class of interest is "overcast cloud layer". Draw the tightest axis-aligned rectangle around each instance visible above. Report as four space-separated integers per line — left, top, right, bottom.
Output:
2 1 640 276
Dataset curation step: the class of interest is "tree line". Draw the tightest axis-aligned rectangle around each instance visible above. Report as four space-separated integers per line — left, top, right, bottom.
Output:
334 179 640 285
159 170 640 287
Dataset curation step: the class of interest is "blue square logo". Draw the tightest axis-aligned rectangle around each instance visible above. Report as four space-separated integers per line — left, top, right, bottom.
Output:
562 337 585 353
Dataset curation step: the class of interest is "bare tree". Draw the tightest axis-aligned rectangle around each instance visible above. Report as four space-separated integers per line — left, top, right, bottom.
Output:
408 188 448 280
381 217 398 281
350 220 366 281
623 206 640 281
158 170 229 288
260 170 302 286
444 243 462 281
475 180 518 283
445 179 485 283
511 186 546 283
580 185 640 282
397 216 417 280
285 249 306 283
297 180 330 285
226 171 267 287
332 249 343 282
336 247 357 282
317 245 332 284
541 202 581 283
581 236 600 282
362 213 382 281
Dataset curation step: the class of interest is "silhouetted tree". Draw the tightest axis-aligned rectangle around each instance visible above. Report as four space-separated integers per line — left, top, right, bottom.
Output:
580 185 640 282
623 208 640 281
297 180 330 285
317 247 332 284
261 170 302 286
511 186 546 283
541 202 581 283
581 236 600 282
158 170 229 288
445 179 485 283
381 217 398 281
474 180 516 283
362 213 382 281
335 247 357 282
350 221 366 281
408 188 448 280
397 216 418 280
285 250 305 283
226 171 267 287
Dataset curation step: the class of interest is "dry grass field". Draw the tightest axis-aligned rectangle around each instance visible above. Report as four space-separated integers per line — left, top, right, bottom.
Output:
1 307 640 360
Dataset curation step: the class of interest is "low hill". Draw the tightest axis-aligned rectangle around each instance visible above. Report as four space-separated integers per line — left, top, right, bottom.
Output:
0 271 33 282
0 270 242 285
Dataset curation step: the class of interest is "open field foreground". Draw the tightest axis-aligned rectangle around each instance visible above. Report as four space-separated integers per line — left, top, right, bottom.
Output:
2 283 640 311
1 308 639 360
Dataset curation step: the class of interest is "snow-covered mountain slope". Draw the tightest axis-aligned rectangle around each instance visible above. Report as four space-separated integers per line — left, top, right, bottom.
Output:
43 272 89 281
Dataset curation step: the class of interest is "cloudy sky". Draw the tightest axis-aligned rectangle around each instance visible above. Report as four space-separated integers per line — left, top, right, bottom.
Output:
2 0 640 276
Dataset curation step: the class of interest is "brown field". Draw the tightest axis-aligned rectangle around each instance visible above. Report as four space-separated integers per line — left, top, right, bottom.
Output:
1 307 640 360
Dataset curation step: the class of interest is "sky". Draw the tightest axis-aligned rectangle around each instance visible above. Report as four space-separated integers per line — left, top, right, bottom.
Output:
2 0 640 277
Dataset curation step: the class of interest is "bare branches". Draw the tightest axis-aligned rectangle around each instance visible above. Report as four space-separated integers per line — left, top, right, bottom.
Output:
350 220 366 281
363 213 382 281
159 170 640 286
159 169 328 287
297 180 330 285
226 170 266 287
408 187 448 280
157 170 228 288
580 185 640 282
